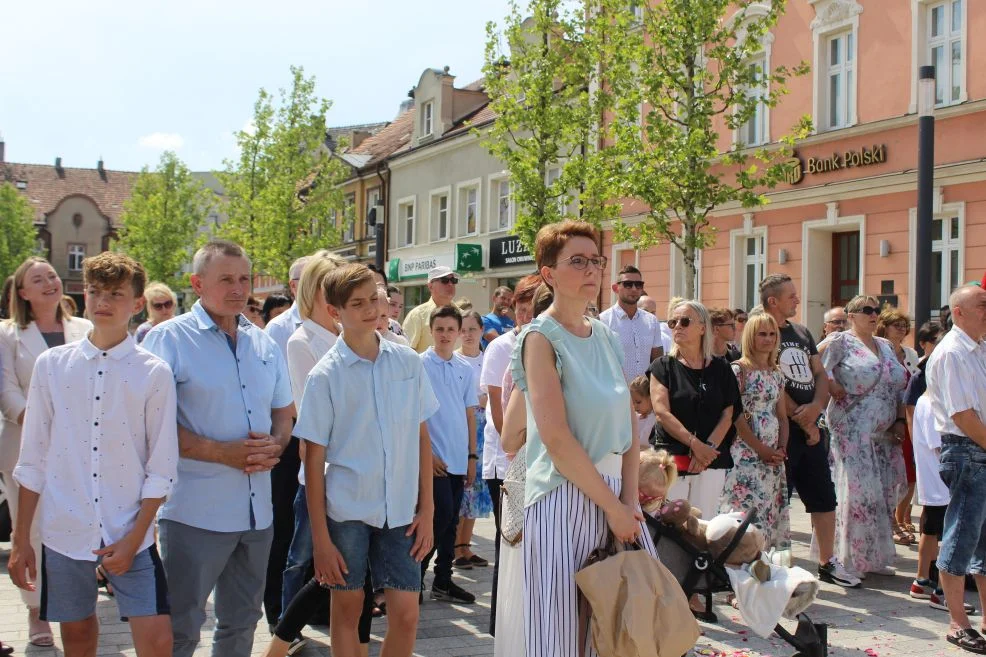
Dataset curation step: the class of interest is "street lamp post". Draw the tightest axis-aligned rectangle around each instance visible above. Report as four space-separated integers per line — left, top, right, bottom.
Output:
914 65 936 348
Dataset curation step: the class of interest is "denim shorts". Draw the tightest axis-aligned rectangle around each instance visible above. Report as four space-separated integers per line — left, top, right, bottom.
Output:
40 544 169 622
937 436 986 576
328 518 420 592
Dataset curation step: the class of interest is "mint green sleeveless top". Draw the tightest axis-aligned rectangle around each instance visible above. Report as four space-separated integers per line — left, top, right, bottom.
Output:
511 315 633 506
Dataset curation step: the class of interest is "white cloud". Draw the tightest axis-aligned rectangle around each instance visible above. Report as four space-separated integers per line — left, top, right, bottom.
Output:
241 119 257 137
138 132 185 150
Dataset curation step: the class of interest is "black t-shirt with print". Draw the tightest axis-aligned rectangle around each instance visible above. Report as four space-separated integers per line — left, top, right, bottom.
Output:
778 321 818 407
647 355 741 468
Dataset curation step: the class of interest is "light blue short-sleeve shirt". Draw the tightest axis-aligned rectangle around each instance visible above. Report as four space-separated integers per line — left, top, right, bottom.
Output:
294 336 440 528
421 349 479 475
142 301 293 532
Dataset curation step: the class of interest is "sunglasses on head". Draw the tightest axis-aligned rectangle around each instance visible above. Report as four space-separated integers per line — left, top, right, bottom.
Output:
435 276 459 285
667 317 693 329
151 300 174 310
619 280 645 290
853 306 879 316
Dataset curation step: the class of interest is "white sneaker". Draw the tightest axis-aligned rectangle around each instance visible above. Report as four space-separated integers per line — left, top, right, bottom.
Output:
818 558 862 588
868 565 897 577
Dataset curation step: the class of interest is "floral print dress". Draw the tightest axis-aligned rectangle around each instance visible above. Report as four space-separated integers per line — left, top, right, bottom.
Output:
820 332 907 574
720 365 790 553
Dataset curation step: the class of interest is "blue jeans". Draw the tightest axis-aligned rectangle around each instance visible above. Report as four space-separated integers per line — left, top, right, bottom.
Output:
327 519 419 591
937 436 986 576
421 474 464 589
280 485 313 616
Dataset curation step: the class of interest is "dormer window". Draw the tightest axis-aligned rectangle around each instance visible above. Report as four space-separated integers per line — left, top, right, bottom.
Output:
422 102 434 137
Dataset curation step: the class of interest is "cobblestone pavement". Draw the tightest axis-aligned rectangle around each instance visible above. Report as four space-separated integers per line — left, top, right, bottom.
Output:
0 505 969 656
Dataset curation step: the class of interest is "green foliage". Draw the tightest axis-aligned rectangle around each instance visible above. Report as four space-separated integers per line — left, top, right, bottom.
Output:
611 0 812 298
114 152 214 290
478 0 636 251
0 182 44 279
217 66 349 283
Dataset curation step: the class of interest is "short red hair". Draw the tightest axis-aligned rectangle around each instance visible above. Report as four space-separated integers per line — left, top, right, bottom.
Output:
534 220 600 269
512 274 542 308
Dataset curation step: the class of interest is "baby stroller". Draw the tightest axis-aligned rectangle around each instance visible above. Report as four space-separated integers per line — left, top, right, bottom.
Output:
645 510 827 657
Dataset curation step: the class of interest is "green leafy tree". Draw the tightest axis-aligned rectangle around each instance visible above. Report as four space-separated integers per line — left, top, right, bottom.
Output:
114 152 214 290
217 66 349 283
613 0 811 298
479 0 637 250
0 182 43 278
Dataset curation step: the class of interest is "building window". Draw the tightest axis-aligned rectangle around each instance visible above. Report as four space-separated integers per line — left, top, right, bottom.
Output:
931 215 962 313
546 167 565 215
825 31 854 130
431 192 449 242
342 193 356 243
68 244 85 272
496 179 514 231
629 0 645 23
928 0 963 106
740 57 768 146
458 185 479 236
397 199 415 248
422 102 434 137
366 188 381 239
742 235 766 311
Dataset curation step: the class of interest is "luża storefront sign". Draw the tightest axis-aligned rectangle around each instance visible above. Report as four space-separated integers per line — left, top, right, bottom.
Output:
785 144 887 184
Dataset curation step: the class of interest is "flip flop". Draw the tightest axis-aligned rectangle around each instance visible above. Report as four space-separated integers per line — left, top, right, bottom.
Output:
947 628 986 654
30 630 55 647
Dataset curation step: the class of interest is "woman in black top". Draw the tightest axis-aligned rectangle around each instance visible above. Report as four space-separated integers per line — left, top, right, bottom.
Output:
648 300 741 521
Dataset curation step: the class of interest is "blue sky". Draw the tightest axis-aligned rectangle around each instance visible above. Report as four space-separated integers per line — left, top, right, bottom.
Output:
1 0 514 172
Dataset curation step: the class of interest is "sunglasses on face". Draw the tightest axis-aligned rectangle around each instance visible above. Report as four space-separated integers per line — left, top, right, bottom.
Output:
151 300 174 311
667 317 693 329
246 305 262 315
560 255 608 271
853 306 879 316
435 276 459 285
619 280 645 290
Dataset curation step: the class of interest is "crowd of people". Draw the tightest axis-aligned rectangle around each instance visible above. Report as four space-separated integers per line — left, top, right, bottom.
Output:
1 226 986 656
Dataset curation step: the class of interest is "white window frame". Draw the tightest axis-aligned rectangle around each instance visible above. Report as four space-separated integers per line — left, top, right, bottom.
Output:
366 187 381 239
546 166 566 216
669 243 703 302
342 193 356 243
396 195 416 249
421 102 434 137
910 0 968 112
736 54 769 147
824 31 855 130
908 197 965 318
456 179 482 237
428 186 451 243
731 3 774 147
810 0 862 132
489 174 515 233
67 244 85 272
728 215 768 311
630 0 645 24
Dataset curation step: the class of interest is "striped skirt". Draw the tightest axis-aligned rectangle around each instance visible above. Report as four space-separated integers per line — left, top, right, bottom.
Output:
524 456 658 657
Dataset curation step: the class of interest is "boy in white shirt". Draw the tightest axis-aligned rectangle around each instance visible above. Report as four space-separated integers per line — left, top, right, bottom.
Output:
8 252 178 657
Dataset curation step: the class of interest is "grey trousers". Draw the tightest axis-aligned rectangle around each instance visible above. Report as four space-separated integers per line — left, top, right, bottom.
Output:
159 519 274 657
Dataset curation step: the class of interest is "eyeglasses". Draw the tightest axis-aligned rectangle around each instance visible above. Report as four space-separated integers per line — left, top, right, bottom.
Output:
435 276 459 285
559 255 608 271
890 322 910 331
151 300 174 311
667 317 693 329
853 306 879 316
825 318 847 325
619 280 645 290
714 322 735 329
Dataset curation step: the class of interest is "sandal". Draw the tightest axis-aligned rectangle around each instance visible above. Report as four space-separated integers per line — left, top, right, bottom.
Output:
893 524 914 546
947 628 986 654
905 522 918 534
28 607 54 647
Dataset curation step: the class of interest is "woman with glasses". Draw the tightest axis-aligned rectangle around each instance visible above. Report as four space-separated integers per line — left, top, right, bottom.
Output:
134 282 177 343
876 308 921 545
719 313 790 558
243 296 265 328
818 295 908 577
512 220 655 656
649 300 741 524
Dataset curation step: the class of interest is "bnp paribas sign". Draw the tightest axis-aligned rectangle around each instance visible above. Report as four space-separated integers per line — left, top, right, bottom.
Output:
784 144 887 185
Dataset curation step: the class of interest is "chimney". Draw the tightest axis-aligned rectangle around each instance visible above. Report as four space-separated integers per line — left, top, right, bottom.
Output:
55 156 64 176
97 158 106 179
0 136 5 163
350 130 371 149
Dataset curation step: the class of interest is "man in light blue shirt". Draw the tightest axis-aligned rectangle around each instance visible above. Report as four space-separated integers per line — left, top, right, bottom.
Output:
142 240 293 657
420 304 478 605
295 263 438 656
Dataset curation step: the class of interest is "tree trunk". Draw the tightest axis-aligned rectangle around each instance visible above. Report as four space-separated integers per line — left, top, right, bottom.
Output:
683 223 697 300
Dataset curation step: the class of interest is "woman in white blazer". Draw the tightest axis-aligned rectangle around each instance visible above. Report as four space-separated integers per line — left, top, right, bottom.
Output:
0 256 91 647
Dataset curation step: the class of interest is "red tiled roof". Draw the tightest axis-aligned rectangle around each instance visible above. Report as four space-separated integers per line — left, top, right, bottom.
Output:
445 104 497 137
347 108 416 169
0 162 136 225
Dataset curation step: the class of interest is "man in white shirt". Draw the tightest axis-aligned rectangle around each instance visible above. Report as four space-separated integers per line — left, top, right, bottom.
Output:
266 256 310 360
599 265 664 381
926 284 986 650
9 252 178 657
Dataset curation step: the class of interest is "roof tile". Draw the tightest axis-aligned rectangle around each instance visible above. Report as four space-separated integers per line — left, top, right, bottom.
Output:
0 163 137 225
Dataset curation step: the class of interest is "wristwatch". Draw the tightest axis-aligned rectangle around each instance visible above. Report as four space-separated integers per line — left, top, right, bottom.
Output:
468 453 479 460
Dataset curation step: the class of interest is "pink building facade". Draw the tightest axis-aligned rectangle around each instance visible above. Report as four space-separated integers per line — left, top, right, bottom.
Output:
604 0 985 335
